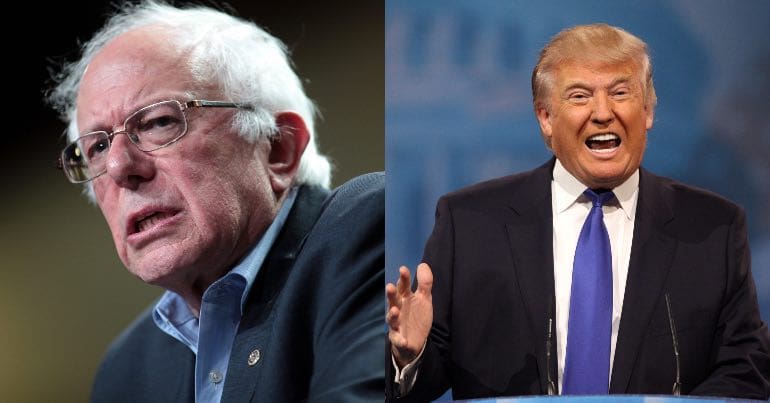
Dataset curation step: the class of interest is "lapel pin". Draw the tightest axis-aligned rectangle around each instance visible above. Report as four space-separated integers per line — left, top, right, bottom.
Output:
248 349 261 366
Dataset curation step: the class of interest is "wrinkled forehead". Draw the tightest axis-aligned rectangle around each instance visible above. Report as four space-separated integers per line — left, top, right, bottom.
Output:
81 27 193 90
551 57 644 86
85 26 189 80
75 27 200 131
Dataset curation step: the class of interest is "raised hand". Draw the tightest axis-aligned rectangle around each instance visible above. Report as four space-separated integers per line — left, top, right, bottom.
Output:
386 263 434 368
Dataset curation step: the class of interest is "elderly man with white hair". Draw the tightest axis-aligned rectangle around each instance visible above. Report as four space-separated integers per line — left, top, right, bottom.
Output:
49 2 383 402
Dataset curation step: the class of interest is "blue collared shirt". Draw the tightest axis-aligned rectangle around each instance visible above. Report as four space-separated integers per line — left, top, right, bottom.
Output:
152 187 298 403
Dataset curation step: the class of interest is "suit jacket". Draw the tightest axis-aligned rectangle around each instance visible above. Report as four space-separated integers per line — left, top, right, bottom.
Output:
386 159 769 401
92 173 385 402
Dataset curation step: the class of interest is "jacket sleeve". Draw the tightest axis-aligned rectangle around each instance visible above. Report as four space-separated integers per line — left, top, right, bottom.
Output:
301 173 386 402
690 207 770 399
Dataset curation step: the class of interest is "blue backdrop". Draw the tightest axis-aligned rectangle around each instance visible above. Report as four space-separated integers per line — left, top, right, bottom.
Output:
386 2 770 398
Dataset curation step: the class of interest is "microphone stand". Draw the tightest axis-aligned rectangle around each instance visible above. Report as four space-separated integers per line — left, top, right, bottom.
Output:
546 297 557 396
665 293 682 396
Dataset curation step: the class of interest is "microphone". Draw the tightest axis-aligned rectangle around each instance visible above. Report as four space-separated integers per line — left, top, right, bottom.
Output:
546 296 557 396
665 293 682 396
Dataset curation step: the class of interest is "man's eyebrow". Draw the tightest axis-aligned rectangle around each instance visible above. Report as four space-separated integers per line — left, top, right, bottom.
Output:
609 76 633 87
561 76 634 94
79 96 183 135
562 81 590 91
79 120 109 136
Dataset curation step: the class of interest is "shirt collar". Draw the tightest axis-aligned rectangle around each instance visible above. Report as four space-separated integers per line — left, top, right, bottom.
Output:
552 158 639 220
152 186 299 334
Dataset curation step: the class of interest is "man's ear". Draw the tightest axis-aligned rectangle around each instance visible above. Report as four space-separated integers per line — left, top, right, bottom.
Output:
535 102 554 149
268 112 310 194
645 104 655 130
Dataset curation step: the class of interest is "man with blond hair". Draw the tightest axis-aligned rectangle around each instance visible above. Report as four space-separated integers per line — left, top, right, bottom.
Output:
386 23 769 401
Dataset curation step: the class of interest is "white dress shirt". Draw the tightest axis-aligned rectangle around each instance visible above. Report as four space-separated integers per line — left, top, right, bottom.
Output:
552 159 638 392
394 160 640 395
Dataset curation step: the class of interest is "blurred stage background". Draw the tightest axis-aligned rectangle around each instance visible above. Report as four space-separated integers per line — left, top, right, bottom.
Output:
0 1 382 401
386 1 769 399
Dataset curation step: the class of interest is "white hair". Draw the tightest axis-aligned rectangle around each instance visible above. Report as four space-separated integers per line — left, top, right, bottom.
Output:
48 0 331 194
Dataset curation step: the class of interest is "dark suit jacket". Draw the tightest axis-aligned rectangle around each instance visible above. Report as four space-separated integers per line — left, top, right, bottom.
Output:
92 173 385 402
386 159 769 401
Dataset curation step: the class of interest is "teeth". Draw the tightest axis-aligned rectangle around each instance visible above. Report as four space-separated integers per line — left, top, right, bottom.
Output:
588 133 619 141
135 212 172 233
586 132 621 151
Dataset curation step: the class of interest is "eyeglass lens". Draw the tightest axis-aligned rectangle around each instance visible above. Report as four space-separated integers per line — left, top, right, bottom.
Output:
60 100 188 183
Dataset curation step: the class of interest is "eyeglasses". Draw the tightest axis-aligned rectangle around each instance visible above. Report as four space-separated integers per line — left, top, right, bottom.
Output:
57 99 253 183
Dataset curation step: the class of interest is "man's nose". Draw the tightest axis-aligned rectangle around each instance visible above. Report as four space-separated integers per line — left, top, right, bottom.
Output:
591 93 615 125
104 133 155 189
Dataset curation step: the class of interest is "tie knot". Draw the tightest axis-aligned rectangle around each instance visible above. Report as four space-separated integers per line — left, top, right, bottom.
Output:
583 189 615 208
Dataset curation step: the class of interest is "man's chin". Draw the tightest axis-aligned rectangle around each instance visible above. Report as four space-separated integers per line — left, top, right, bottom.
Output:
125 255 188 289
581 163 636 189
130 267 179 287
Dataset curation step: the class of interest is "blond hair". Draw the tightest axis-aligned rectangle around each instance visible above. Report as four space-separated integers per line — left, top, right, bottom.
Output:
532 23 656 111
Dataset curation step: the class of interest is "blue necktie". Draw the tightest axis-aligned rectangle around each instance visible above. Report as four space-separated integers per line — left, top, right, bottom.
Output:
563 189 615 394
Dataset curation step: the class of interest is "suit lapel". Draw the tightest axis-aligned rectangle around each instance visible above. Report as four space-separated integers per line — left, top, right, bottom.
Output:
221 185 329 401
610 168 677 393
505 158 557 394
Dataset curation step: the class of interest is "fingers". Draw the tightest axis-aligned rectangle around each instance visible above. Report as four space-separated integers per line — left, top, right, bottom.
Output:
386 266 412 308
386 266 414 329
386 263 432 298
396 265 412 296
386 263 433 367
385 282 400 310
415 262 434 296
386 304 400 329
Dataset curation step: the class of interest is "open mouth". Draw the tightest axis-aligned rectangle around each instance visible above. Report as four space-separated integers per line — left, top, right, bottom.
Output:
585 133 621 152
130 210 179 235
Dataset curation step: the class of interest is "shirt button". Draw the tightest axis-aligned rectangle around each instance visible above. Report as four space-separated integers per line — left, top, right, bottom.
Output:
209 370 223 384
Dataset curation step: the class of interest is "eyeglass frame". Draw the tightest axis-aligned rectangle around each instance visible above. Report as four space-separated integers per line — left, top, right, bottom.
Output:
57 99 255 183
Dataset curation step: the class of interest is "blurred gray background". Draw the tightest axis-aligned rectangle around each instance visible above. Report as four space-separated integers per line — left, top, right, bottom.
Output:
1 1 383 401
386 1 769 399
